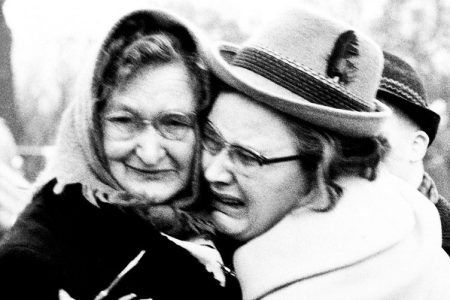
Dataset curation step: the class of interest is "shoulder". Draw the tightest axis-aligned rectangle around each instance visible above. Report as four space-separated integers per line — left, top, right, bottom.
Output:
234 168 446 300
0 180 95 257
339 168 438 225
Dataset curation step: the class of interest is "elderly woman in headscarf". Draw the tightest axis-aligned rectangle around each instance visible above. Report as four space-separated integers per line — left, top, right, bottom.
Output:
200 6 450 300
0 9 240 300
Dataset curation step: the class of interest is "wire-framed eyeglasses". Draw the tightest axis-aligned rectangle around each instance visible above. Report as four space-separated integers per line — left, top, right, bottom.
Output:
201 120 302 175
102 110 196 141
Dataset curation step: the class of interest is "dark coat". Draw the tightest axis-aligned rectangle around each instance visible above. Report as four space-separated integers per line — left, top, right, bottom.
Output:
435 196 450 256
0 181 241 300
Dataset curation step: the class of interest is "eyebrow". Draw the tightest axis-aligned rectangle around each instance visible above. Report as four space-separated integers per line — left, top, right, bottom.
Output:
104 98 138 112
206 119 264 154
106 102 196 118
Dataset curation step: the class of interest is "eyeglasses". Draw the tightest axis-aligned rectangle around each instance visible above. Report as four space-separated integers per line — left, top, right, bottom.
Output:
202 120 302 175
103 111 196 141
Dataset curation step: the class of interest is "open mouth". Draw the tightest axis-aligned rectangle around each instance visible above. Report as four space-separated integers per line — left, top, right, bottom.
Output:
210 191 246 218
210 191 245 208
214 196 244 207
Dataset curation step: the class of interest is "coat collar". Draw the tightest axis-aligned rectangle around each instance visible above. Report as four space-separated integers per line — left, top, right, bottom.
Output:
233 169 440 299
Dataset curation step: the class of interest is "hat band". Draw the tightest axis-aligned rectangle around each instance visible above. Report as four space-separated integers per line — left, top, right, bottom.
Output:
379 78 427 108
231 46 373 112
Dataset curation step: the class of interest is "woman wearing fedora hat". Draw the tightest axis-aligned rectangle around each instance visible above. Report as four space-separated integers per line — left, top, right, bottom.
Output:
201 7 450 300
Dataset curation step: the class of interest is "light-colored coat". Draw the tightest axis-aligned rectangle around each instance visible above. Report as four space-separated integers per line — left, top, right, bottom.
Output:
234 169 450 300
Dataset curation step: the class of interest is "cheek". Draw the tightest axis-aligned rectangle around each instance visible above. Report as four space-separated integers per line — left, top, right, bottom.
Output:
201 150 212 170
382 121 408 153
238 180 279 232
246 169 305 231
170 136 197 169
103 139 134 161
249 189 293 226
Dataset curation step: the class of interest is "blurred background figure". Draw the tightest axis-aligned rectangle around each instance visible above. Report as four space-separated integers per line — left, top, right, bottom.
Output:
0 117 30 238
377 51 450 255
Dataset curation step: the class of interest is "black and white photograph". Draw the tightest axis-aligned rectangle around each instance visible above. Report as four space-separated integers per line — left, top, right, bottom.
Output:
0 0 450 299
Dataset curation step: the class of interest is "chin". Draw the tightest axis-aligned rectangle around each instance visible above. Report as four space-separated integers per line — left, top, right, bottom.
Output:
123 182 176 204
140 189 178 205
212 211 248 241
144 186 194 206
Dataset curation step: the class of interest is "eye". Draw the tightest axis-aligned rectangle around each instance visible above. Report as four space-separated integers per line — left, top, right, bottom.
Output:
202 133 223 154
231 146 261 167
102 112 140 138
104 112 136 125
157 113 195 140
201 123 224 154
160 114 192 129
157 114 193 138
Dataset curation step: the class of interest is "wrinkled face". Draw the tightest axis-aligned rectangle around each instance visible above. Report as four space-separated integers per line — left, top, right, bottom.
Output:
103 62 197 205
202 92 308 242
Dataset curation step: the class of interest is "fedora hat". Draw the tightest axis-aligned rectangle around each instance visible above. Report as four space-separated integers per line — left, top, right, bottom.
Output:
202 7 391 137
377 51 440 144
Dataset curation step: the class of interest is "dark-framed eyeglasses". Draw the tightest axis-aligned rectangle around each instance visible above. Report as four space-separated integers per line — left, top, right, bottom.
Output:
102 110 196 141
201 120 302 175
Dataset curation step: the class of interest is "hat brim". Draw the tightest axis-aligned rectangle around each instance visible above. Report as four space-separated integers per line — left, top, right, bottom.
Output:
377 89 440 145
204 42 392 137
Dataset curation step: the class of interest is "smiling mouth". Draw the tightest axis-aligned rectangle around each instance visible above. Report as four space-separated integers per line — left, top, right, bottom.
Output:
126 165 174 176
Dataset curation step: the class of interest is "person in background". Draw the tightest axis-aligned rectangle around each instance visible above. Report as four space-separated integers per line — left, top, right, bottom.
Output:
0 8 240 300
0 117 30 238
200 6 450 299
377 51 450 256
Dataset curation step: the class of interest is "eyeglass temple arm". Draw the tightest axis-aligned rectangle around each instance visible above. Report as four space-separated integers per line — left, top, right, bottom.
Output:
261 154 302 165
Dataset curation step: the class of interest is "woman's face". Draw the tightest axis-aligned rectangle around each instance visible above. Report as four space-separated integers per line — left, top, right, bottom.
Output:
103 61 197 205
202 92 309 242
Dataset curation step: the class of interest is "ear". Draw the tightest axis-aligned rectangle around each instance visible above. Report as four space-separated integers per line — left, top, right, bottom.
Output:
410 130 429 162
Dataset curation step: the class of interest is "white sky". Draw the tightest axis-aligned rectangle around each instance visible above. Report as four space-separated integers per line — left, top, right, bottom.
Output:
3 0 388 40
1 0 391 117
3 0 450 133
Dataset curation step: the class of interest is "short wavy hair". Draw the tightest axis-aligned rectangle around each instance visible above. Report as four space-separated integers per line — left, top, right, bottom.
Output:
286 117 390 211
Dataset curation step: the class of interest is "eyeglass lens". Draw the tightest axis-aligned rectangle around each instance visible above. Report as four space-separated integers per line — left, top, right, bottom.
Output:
103 111 196 141
202 121 263 174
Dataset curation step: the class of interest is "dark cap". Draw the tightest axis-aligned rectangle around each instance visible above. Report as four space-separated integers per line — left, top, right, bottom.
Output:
377 51 440 145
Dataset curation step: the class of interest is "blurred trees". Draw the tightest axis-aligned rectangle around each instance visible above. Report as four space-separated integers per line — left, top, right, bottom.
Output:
371 0 450 100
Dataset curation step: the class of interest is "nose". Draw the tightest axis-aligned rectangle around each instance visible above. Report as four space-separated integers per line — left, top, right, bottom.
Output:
135 126 165 165
203 149 234 187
